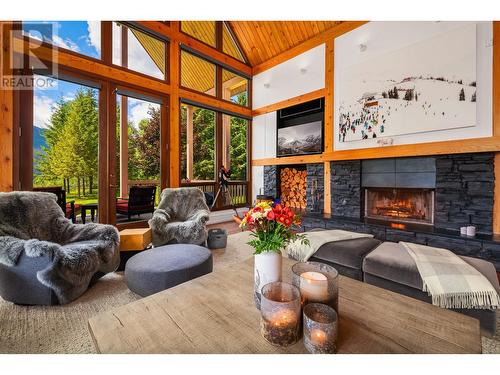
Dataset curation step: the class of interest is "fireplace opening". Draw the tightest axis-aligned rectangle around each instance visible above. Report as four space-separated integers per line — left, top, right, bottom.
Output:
364 187 434 225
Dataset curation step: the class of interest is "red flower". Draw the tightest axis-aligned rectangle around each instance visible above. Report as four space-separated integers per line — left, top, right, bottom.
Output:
247 216 254 225
266 210 275 220
277 215 286 224
253 206 262 213
284 217 292 227
274 203 282 212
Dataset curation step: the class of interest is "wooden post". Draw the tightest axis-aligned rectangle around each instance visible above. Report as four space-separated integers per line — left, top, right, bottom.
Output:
492 22 500 234
120 95 129 198
323 39 334 214
0 22 14 192
168 22 181 187
186 105 194 181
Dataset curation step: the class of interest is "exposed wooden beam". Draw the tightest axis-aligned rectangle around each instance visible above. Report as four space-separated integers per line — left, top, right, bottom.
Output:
169 22 181 187
135 21 252 77
180 88 252 118
252 137 500 166
13 37 172 95
323 161 331 214
252 21 368 75
492 21 500 234
252 88 325 116
323 39 334 215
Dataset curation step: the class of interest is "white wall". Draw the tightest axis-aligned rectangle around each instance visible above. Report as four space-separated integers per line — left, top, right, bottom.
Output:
252 44 326 109
251 166 264 204
252 112 277 159
251 44 327 195
334 21 493 151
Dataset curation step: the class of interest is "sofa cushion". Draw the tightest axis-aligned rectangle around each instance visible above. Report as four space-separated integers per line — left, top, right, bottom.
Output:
363 242 500 294
312 237 382 270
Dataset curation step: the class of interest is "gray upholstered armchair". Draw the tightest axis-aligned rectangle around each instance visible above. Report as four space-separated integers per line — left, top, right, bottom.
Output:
0 192 120 305
148 187 210 247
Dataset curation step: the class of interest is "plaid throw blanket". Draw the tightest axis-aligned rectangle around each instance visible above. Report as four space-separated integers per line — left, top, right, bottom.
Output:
285 230 373 262
400 242 500 310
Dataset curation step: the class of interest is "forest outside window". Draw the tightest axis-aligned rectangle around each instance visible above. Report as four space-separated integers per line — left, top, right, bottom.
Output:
112 22 166 80
221 114 248 182
180 104 216 183
22 21 101 59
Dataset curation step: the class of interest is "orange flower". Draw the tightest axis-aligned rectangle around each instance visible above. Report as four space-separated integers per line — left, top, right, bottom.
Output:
266 210 275 220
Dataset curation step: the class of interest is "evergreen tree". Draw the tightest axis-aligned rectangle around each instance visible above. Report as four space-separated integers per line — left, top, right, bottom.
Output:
393 86 399 99
459 88 465 101
471 91 476 102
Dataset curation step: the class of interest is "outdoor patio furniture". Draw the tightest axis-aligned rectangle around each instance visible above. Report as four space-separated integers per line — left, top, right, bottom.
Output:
81 203 98 224
116 186 157 221
148 187 210 246
32 186 81 223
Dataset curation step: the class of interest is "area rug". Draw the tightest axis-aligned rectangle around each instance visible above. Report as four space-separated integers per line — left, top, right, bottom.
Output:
0 231 499 353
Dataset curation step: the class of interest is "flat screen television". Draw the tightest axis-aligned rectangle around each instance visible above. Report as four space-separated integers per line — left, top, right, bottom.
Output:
277 120 323 157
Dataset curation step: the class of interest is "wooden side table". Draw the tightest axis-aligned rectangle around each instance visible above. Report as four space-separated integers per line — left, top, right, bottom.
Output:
118 228 152 271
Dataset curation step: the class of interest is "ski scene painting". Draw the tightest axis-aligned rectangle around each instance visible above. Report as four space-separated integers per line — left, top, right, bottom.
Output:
277 121 323 156
337 23 477 143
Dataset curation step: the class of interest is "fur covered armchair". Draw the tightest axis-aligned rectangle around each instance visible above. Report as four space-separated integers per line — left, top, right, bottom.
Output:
0 192 120 305
149 187 210 246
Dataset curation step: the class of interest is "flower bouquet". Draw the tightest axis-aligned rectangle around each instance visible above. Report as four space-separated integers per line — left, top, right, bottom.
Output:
240 201 309 308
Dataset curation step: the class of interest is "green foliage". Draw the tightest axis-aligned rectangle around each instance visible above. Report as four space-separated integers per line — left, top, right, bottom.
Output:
248 221 309 255
180 92 248 182
35 89 98 191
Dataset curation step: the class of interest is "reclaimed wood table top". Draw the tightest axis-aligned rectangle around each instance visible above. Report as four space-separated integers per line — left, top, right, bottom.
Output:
88 257 482 354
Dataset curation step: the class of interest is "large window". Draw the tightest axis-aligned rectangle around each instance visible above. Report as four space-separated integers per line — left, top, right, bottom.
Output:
22 21 101 59
32 75 100 221
181 21 216 47
112 22 166 80
180 104 215 182
116 93 161 219
222 114 248 182
180 51 216 96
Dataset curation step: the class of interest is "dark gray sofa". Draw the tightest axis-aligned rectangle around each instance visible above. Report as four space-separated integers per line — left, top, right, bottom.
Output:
363 242 499 336
306 228 499 336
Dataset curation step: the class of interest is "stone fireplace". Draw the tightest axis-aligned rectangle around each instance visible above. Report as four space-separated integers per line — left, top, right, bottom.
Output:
364 187 435 225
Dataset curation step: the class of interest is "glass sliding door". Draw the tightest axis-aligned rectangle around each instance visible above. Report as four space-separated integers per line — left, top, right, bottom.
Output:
31 74 101 224
115 90 163 224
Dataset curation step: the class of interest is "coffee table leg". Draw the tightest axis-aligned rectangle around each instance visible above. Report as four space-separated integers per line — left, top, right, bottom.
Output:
82 207 86 224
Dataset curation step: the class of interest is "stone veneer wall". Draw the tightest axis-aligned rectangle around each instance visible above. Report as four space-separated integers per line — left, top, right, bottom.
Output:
306 163 324 213
434 153 495 234
263 165 278 198
330 160 361 219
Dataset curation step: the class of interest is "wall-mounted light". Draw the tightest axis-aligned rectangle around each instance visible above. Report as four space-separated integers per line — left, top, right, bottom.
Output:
263 83 271 89
359 43 367 52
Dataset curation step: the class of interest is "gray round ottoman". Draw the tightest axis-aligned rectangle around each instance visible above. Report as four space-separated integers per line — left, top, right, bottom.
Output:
125 244 213 297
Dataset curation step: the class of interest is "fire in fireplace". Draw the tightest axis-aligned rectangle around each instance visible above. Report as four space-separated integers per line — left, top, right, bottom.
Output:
364 188 434 225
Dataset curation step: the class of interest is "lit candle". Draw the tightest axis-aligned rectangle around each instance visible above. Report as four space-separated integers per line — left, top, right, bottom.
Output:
271 309 297 327
300 271 328 303
310 328 327 345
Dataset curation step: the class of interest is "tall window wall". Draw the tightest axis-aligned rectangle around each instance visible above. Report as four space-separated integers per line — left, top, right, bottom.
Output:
15 20 251 224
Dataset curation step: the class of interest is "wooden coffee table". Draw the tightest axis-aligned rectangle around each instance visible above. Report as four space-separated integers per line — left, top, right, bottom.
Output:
88 257 481 354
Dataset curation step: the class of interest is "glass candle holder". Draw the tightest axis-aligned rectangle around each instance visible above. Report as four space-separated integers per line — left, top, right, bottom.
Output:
303 303 338 354
292 261 339 311
260 281 301 347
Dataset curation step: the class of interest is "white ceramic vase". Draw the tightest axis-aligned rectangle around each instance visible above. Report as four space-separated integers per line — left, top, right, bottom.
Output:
254 251 282 309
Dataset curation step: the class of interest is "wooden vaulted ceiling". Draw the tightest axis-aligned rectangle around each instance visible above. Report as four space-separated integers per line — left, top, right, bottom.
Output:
228 21 343 66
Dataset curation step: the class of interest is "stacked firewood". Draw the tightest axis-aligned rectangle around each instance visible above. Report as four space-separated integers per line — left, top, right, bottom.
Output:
280 167 307 210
